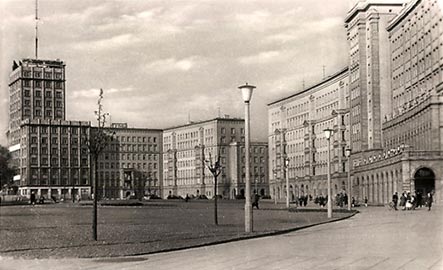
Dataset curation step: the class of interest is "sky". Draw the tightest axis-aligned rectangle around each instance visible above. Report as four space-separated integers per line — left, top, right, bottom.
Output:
0 0 354 146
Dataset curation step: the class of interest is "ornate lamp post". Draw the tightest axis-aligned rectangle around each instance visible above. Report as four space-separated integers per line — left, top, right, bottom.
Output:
205 153 222 225
238 82 255 233
345 147 352 211
285 157 290 209
324 128 333 218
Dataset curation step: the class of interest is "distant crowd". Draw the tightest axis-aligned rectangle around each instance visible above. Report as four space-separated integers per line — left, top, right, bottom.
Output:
391 191 434 211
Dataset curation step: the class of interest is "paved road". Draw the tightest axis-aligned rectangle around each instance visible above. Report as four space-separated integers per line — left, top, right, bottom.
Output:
1 206 442 270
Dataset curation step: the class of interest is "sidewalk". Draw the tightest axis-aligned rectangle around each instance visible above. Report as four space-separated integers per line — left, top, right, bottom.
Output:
2 206 441 270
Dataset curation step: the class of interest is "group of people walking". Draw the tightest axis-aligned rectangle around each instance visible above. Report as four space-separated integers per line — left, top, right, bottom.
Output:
391 191 433 211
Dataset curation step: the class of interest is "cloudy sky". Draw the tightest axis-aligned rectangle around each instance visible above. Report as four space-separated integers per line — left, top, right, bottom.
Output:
0 0 354 146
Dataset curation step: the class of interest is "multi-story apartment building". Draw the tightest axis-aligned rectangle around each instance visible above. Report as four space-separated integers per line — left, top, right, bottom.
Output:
268 68 350 201
96 123 163 199
162 117 268 199
351 0 443 204
17 119 91 199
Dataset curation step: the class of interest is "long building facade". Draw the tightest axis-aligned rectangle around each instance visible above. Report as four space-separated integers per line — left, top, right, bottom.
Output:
96 123 163 199
162 117 268 199
268 68 350 201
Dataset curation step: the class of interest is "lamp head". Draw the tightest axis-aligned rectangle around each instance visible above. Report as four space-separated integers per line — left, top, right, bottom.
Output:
238 82 256 103
345 147 351 158
324 128 333 140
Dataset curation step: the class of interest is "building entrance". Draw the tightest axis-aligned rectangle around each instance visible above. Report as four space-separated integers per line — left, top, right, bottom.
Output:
414 168 435 196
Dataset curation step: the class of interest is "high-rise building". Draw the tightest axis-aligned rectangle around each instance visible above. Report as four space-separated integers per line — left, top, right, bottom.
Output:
7 59 92 199
8 59 66 170
162 117 268 199
8 59 66 146
268 68 350 200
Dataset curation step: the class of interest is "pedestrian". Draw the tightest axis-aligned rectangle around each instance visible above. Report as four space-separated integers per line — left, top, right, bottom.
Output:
351 197 355 207
185 194 189 202
364 197 368 207
30 192 36 205
427 193 433 211
252 193 260 209
400 192 407 210
392 192 398 210
416 192 423 208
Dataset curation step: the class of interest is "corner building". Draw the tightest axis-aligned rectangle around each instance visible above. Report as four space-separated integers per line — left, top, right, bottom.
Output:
268 68 350 201
350 0 443 204
162 118 268 199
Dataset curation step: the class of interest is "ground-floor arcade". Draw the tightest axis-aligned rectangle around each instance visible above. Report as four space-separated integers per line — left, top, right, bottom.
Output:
352 150 443 205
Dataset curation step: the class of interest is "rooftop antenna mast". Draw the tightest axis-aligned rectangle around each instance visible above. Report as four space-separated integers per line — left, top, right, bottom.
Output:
35 0 39 59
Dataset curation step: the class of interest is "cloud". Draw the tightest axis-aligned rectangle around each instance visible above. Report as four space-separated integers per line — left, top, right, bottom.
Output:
71 33 141 51
70 87 134 99
239 50 282 65
143 56 206 74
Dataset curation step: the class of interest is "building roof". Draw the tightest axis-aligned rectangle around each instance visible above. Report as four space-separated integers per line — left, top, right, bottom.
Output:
386 0 420 31
345 0 406 23
267 66 349 107
13 58 65 70
164 117 244 131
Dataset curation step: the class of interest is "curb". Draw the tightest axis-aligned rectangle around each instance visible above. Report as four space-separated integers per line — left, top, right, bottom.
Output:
100 210 359 259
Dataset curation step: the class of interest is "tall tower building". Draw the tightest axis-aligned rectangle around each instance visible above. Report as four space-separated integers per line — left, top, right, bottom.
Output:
345 0 406 156
8 58 66 147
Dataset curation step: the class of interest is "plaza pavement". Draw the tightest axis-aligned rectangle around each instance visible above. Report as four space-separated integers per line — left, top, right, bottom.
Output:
0 205 442 270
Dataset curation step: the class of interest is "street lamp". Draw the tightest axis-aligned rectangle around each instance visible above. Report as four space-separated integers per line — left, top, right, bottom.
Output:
285 157 290 209
324 128 333 218
345 147 352 211
238 82 255 233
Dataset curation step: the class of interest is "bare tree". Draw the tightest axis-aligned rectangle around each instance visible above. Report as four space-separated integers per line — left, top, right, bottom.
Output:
88 89 114 241
205 152 222 225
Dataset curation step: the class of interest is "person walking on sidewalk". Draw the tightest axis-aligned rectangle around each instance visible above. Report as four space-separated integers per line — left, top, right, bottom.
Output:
252 193 260 210
427 193 433 211
392 192 399 210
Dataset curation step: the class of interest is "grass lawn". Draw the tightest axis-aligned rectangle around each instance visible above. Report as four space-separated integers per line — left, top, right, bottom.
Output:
0 200 354 258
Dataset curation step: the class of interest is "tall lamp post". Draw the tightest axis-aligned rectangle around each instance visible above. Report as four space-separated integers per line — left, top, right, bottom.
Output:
324 128 333 218
285 157 290 209
238 82 255 233
205 153 222 225
345 147 352 211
